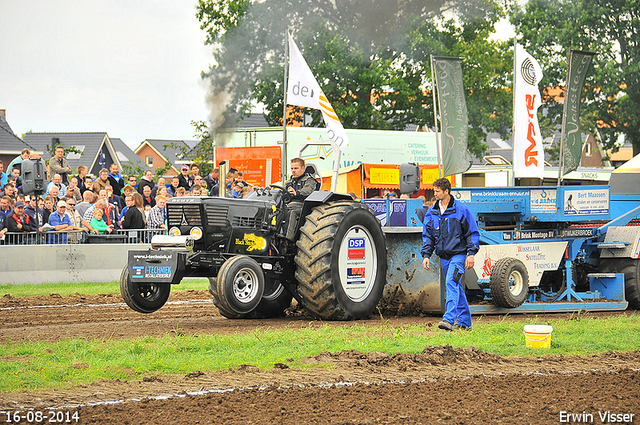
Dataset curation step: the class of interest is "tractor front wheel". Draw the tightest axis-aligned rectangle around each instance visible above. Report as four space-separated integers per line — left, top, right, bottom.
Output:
210 277 293 319
211 256 265 316
120 266 171 313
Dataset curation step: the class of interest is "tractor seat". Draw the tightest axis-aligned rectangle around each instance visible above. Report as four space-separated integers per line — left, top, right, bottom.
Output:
305 163 322 190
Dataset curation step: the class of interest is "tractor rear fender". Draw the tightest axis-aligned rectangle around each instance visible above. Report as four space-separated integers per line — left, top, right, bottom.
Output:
300 191 352 224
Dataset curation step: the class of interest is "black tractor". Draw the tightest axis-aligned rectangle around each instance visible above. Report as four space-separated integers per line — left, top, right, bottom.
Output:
120 186 387 320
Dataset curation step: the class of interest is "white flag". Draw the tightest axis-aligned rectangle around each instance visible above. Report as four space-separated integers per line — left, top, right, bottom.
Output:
513 44 544 179
287 34 349 151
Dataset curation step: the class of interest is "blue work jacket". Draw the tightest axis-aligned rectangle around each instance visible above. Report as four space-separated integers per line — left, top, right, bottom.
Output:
421 197 480 260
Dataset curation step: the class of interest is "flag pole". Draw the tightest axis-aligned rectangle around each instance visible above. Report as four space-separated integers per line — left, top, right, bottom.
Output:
281 29 290 186
511 40 517 187
430 55 443 178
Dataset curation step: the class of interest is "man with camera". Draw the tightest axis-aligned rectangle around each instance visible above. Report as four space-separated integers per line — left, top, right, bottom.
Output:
421 177 479 332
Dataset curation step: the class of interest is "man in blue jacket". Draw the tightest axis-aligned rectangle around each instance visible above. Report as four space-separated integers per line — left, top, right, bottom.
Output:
421 178 479 331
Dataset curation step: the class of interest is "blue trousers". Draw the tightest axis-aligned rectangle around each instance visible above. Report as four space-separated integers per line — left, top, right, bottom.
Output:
441 254 472 327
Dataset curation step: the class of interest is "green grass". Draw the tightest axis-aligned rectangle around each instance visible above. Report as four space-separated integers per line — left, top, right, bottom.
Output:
0 313 638 393
0 279 210 297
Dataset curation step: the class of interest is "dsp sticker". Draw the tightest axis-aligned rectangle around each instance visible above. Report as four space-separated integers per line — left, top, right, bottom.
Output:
348 238 365 259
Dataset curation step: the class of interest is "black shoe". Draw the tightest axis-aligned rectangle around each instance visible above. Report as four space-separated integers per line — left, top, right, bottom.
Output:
438 321 454 331
453 324 472 331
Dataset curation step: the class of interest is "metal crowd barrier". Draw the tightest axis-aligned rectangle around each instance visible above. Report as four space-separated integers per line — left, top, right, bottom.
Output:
113 229 167 244
1 229 168 245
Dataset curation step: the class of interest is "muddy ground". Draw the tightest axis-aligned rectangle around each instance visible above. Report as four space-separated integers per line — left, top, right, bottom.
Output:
0 291 638 424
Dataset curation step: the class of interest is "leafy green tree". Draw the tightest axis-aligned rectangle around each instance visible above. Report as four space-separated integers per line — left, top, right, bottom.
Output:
196 0 513 158
168 120 216 176
511 0 640 156
121 161 171 181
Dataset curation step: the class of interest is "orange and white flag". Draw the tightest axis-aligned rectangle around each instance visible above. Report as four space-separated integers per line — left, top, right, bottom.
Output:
287 34 349 151
513 44 544 178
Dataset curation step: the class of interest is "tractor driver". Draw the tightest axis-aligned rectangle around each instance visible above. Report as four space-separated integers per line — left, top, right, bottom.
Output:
283 157 317 239
285 158 316 202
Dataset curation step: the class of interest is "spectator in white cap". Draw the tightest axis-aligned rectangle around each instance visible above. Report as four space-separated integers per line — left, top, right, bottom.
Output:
178 164 193 190
48 200 73 244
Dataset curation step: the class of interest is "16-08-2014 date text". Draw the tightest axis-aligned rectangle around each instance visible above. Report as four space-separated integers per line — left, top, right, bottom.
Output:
1 410 79 423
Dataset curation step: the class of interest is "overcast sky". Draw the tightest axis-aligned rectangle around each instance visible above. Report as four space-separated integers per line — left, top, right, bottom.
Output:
0 0 212 149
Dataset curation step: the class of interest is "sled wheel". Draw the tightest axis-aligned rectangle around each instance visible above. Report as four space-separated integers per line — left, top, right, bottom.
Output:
213 256 265 315
489 257 529 308
295 201 387 320
120 266 171 313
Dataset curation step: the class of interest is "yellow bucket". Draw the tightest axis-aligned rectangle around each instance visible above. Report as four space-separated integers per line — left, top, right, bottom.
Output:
524 325 553 349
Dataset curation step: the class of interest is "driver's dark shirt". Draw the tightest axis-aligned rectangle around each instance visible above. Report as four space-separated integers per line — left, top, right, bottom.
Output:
284 173 316 202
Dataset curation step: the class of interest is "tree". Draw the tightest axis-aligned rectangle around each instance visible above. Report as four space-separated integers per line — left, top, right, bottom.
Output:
511 0 640 156
121 161 171 181
167 120 216 176
197 0 513 158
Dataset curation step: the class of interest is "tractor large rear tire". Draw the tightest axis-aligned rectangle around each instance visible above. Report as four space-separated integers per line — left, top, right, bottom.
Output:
295 201 387 320
489 257 529 308
599 258 640 309
120 266 171 313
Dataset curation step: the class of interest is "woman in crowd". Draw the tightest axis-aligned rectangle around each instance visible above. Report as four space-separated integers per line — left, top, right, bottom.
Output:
121 194 145 230
132 192 147 228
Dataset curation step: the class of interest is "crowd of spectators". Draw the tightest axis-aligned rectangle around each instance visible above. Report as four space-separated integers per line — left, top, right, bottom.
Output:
0 147 256 244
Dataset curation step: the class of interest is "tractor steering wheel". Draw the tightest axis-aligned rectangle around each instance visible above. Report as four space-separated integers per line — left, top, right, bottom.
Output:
268 184 292 203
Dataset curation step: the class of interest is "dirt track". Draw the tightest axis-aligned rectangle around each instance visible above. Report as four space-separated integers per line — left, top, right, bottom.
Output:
1 291 639 424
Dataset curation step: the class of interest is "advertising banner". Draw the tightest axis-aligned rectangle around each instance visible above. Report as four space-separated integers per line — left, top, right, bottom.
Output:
513 44 544 178
560 49 596 174
216 146 282 186
432 56 472 177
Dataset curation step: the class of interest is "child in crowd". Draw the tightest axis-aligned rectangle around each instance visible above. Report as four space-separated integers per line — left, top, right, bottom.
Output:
157 186 170 198
241 186 253 198
199 181 209 196
235 172 248 188
90 209 112 234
